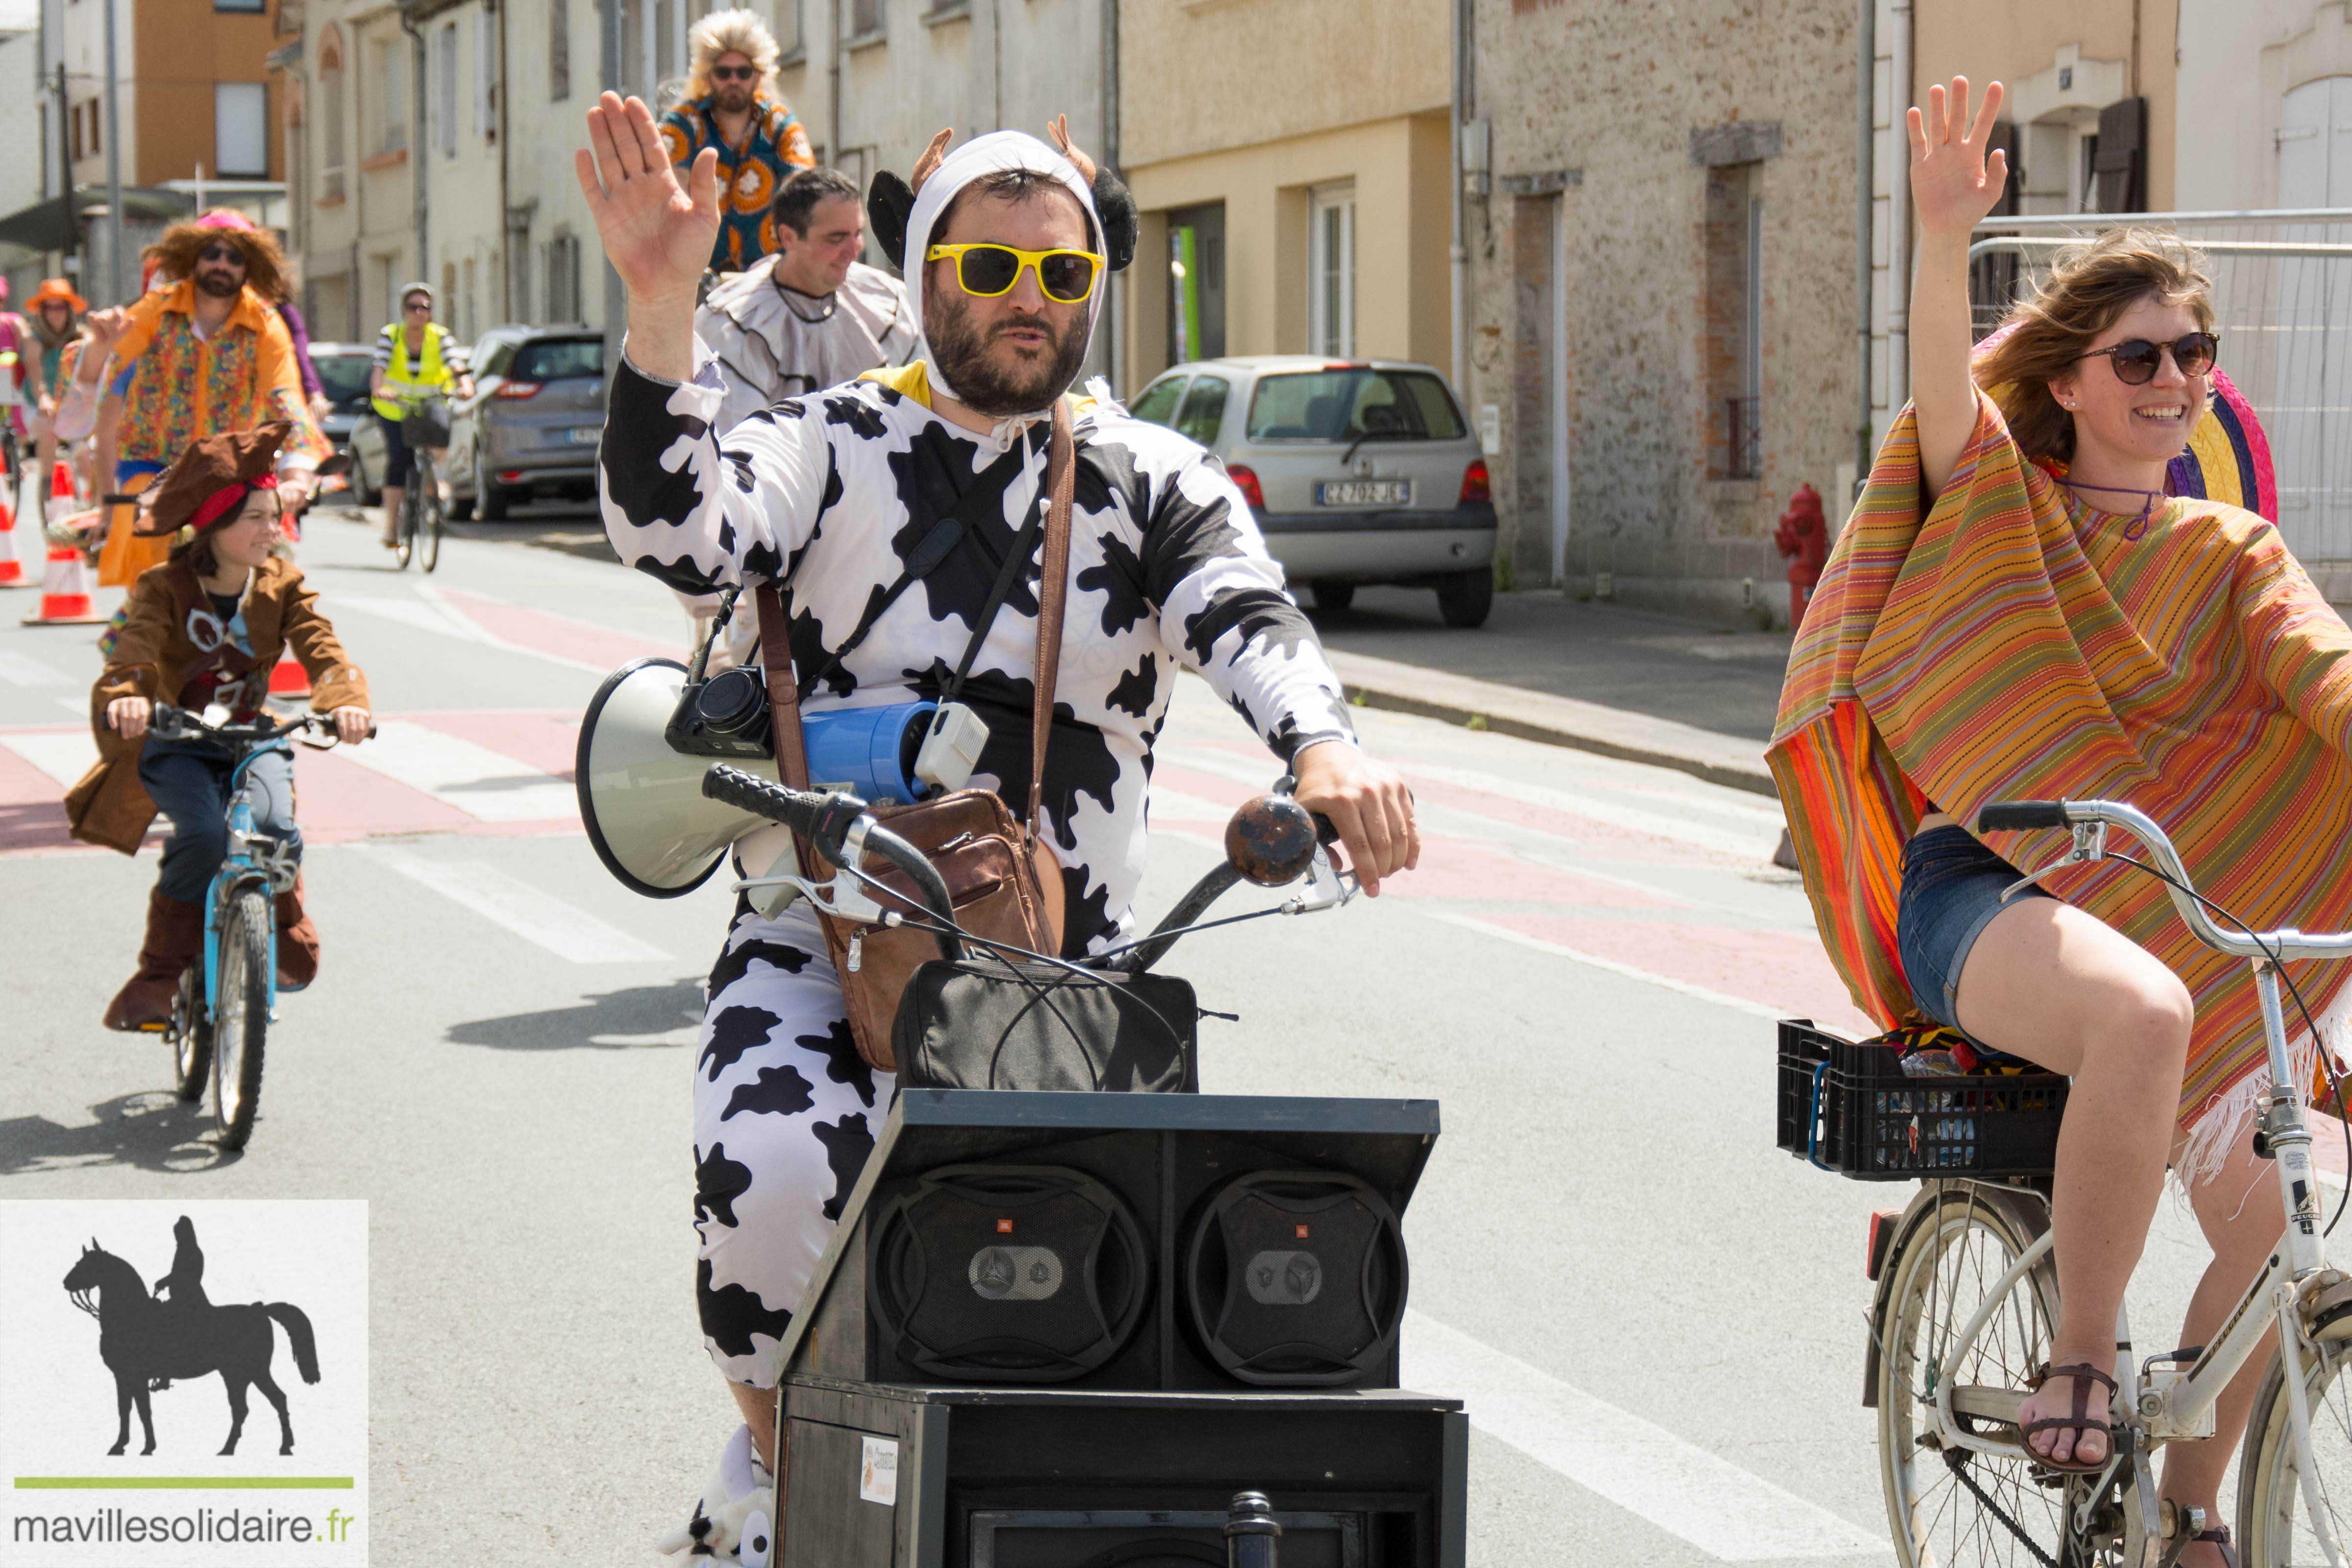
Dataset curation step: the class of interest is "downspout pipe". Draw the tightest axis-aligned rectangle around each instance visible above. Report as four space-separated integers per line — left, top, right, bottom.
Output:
497 0 511 320
1448 0 1468 401
1854 0 1874 496
1888 0 1911 419
1102 0 1121 395
400 2 429 293
101 0 120 304
600 0 623 341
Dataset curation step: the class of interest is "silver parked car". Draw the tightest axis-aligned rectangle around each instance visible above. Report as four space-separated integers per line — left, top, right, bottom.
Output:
1126 356 1496 627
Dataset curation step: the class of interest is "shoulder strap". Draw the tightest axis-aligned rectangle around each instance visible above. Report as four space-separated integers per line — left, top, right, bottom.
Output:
1026 398 1075 841
754 583 812 791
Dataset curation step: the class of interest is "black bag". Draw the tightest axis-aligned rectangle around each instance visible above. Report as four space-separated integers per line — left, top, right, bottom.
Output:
891 957 1200 1093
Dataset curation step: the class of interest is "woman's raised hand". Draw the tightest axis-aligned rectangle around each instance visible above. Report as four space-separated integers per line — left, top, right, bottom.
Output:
1908 77 2009 239
573 93 720 310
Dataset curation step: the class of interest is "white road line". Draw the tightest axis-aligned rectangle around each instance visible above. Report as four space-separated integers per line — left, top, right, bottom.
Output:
333 718 579 822
350 843 669 963
1423 910 1793 1021
0 649 73 686
328 587 609 674
413 581 619 674
0 728 96 788
1401 1310 1887 1561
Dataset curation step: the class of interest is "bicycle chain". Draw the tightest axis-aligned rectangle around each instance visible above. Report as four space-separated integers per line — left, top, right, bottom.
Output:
1942 1445 2062 1568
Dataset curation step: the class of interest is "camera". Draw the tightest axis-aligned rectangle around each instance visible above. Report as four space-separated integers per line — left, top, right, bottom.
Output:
664 665 775 760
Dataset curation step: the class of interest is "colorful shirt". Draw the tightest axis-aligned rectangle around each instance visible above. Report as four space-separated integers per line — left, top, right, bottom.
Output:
106 281 329 470
1772 392 2352 1174
658 95 817 272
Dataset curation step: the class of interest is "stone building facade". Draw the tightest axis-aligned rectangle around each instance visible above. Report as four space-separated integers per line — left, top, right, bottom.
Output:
1462 0 1863 626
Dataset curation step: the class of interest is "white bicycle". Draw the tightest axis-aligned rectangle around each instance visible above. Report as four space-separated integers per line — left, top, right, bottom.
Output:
1865 798 2352 1567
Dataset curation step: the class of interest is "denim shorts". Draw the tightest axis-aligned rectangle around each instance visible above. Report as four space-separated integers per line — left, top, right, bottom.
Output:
1896 825 2050 1042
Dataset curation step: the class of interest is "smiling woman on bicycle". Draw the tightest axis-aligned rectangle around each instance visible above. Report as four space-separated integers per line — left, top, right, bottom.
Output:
64 423 371 1032
1776 79 2352 1559
368 282 473 551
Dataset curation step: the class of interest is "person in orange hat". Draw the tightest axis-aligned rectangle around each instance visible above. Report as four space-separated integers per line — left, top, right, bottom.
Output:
24 277 85 481
64 422 369 1033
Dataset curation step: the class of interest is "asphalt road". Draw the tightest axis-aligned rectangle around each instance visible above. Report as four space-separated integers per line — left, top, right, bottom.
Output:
0 502 2228 1567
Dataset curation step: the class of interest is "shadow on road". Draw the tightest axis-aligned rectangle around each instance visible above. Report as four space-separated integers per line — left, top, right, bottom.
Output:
448 978 706 1050
0 1090 244 1176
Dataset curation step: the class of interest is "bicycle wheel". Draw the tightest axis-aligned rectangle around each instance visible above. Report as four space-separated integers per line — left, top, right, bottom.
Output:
394 479 416 571
169 965 212 1102
418 457 443 572
2238 1330 2352 1564
1878 1182 2069 1566
209 885 271 1150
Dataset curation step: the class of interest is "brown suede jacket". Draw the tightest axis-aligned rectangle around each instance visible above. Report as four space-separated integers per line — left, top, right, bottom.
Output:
64 555 368 854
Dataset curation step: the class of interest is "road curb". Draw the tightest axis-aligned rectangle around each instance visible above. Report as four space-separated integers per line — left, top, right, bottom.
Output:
1323 649 1780 801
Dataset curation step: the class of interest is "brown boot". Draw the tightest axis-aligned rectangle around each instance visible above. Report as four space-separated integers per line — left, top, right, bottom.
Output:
276 874 319 989
103 889 204 1032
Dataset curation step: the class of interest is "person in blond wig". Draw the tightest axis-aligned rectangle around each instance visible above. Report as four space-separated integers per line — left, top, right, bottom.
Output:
658 8 814 272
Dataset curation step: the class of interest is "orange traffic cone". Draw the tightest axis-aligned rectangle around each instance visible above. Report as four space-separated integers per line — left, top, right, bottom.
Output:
268 646 311 698
0 485 21 587
21 542 105 624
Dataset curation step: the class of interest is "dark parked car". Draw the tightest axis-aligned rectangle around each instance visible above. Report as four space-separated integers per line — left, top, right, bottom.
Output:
306 341 375 464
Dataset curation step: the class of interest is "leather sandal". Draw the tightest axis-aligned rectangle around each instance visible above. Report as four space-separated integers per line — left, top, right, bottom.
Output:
2020 1361 2119 1471
2189 1524 2238 1568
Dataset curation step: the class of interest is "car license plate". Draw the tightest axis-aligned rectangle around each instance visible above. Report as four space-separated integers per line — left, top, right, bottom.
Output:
567 425 602 445
1317 480 1410 507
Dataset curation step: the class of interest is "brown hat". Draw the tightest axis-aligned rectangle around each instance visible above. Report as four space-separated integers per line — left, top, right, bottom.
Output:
137 422 291 537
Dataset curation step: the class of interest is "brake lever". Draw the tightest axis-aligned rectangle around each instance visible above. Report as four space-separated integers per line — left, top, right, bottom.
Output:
1282 844 1359 914
2001 818 2108 902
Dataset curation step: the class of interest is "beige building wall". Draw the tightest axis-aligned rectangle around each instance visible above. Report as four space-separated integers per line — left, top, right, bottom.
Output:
2178 0 2352 209
1465 0 1861 621
1116 0 1451 392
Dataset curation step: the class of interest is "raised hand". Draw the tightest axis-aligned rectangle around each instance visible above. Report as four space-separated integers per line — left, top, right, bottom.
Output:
574 92 720 311
80 307 132 361
1908 76 2009 239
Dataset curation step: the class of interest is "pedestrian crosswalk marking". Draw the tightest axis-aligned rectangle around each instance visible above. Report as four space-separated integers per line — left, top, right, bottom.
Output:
1422 910 1793 1021
0 649 73 687
0 727 96 789
350 843 670 964
334 719 579 823
1401 1310 1887 1560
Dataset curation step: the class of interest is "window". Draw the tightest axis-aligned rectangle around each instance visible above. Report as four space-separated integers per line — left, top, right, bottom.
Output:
549 0 570 101
311 350 373 409
1174 374 1230 446
475 8 495 140
374 35 407 153
436 24 457 155
546 231 581 323
216 82 269 177
1703 160 1762 478
215 0 265 11
462 257 477 340
850 0 883 38
511 337 605 382
1127 375 1188 428
68 99 80 162
318 35 346 200
1244 368 1466 443
1308 183 1354 359
775 0 802 54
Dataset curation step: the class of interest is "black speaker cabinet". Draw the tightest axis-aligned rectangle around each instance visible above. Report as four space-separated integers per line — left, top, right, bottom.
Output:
770 1090 1465 1568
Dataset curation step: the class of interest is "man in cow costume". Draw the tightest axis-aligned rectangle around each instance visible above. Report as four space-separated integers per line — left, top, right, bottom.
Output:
577 93 1421 1564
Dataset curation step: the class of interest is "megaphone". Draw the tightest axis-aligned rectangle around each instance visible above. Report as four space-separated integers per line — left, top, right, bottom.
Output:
577 657 788 901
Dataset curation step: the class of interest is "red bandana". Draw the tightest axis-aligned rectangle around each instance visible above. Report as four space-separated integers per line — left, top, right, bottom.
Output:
187 472 278 535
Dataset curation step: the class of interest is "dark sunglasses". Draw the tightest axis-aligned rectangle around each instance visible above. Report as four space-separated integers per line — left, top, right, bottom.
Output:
926 243 1102 304
197 244 246 267
403 298 432 314
2077 332 2219 386
709 64 759 82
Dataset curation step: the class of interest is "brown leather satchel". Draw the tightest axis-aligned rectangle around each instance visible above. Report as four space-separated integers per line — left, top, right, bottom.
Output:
754 398 1078 1072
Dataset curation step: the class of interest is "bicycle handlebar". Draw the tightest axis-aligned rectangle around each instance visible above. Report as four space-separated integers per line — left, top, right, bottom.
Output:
151 703 373 746
700 765 958 937
1978 796 2352 961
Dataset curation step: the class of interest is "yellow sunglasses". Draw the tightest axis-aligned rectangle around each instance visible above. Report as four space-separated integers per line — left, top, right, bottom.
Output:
927 243 1105 304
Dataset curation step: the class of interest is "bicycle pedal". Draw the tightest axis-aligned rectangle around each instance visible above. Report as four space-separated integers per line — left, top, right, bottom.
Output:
134 1020 168 1034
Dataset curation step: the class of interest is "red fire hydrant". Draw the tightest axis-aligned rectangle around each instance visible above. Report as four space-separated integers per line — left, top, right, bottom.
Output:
1774 482 1828 630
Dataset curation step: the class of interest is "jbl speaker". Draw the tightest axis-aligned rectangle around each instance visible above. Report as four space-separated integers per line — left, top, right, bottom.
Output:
869 1165 1150 1383
1183 1170 1407 1386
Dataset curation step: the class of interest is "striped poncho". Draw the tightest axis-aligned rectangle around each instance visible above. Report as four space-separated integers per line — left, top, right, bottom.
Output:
1772 392 2352 1166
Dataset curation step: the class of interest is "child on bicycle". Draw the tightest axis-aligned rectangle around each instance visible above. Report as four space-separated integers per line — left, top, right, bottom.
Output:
64 422 371 1032
1777 79 2352 1563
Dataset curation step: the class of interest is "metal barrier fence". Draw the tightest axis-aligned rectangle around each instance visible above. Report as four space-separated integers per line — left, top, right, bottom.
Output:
1969 210 2352 571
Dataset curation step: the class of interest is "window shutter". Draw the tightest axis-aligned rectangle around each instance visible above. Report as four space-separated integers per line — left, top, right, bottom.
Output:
2094 97 2147 213
1986 120 2021 216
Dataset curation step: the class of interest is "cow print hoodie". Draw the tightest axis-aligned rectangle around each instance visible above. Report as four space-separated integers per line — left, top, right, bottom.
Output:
597 351 1359 955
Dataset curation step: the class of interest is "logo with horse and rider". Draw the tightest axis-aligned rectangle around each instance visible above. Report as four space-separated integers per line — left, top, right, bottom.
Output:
0 1200 368 1566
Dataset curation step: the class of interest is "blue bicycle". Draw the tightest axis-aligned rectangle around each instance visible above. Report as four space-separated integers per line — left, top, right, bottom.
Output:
150 702 367 1151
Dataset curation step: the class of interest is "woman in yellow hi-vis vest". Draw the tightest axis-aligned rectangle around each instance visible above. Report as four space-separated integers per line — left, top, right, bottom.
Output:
368 283 473 549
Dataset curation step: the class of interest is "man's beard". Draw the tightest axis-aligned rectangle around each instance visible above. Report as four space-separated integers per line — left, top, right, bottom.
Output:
195 268 242 299
714 84 753 112
928 293 1088 418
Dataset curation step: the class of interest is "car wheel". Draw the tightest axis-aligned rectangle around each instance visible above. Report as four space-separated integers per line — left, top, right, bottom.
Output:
1435 565 1494 629
479 477 510 521
1309 581 1355 614
351 449 377 508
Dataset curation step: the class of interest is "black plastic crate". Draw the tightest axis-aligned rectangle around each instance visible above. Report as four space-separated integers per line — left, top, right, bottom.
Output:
1776 1019 2067 1181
